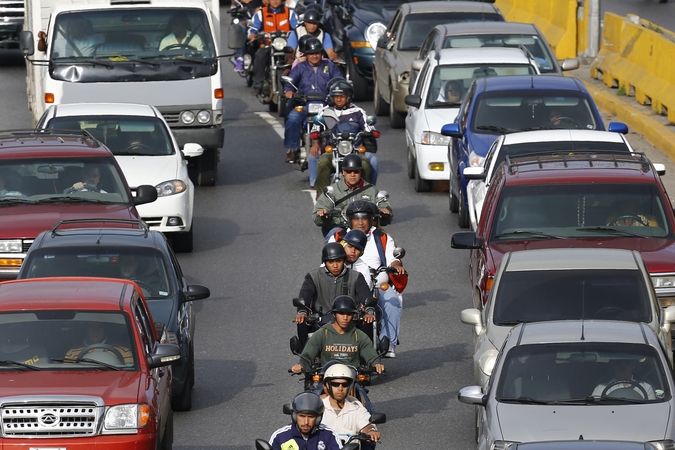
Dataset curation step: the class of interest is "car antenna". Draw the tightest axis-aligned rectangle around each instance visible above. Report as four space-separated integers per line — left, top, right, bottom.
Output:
580 280 586 341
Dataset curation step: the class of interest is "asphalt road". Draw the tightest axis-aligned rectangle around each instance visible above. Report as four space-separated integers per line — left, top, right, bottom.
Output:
0 2 674 449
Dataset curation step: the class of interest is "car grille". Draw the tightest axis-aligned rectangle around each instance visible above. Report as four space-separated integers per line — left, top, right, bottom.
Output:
2 402 100 437
22 239 34 253
143 217 163 226
0 1 24 19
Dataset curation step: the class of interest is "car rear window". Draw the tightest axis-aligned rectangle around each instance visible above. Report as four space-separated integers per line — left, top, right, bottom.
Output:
399 12 503 50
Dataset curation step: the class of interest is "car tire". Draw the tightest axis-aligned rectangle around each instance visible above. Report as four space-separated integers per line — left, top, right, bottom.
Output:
373 72 390 116
346 48 369 101
414 164 431 192
389 89 405 129
458 187 470 228
171 351 194 411
449 179 459 213
406 148 415 179
195 148 218 186
172 223 194 253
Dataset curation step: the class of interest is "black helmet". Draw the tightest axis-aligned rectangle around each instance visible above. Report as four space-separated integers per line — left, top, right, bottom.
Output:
304 37 323 54
291 392 324 427
298 34 313 53
342 229 367 251
303 8 323 24
331 295 358 314
341 153 363 171
368 202 380 219
322 242 347 262
346 200 373 220
329 79 354 104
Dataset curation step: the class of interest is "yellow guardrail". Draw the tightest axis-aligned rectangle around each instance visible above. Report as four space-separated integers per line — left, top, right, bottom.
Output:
494 0 577 59
591 13 675 124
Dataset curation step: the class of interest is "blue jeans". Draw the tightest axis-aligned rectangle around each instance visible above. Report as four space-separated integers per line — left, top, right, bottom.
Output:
366 152 378 185
379 288 401 347
309 152 319 187
284 108 306 150
234 23 246 58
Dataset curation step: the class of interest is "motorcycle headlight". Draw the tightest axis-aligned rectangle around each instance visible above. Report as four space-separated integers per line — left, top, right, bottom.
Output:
197 110 211 124
338 141 353 156
180 111 195 125
103 404 150 431
421 131 450 146
365 22 386 50
307 103 323 114
155 180 187 197
0 240 22 253
272 37 287 51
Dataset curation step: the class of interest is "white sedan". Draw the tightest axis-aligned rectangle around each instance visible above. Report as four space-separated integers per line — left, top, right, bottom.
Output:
464 129 666 231
404 46 539 192
38 102 202 252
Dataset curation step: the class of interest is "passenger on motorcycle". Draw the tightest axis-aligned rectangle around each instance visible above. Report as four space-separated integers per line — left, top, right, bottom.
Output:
329 201 405 359
231 0 266 72
270 392 342 450
312 80 380 194
248 0 298 95
295 242 373 348
287 8 341 64
313 154 392 237
340 229 372 289
321 363 381 449
282 38 343 166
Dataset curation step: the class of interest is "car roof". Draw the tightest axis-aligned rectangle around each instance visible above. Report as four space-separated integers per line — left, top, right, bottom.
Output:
475 75 585 93
435 21 538 37
435 47 532 65
48 103 159 118
501 129 626 145
514 321 651 346
32 225 168 252
504 248 640 272
514 441 657 450
0 131 111 158
0 277 135 311
403 1 501 14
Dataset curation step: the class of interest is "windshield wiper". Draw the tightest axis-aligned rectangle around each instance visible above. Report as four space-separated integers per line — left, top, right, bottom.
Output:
52 58 115 69
37 196 111 204
148 55 208 65
493 230 564 240
587 396 650 404
0 197 36 205
51 357 122 371
495 320 525 325
499 396 550 405
576 226 643 238
432 101 462 107
548 396 596 405
476 125 511 134
0 360 42 371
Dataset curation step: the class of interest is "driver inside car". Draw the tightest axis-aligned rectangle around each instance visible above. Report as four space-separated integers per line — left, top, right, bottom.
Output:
159 14 204 52
606 198 658 227
64 321 134 365
592 357 656 400
65 165 107 193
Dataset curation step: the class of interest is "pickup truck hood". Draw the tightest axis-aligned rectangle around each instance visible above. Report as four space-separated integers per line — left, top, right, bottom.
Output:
488 237 675 275
0 371 141 404
115 155 179 187
0 204 136 239
497 403 670 442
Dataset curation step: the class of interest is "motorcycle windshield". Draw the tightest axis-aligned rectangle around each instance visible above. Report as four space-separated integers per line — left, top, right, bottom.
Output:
332 122 360 135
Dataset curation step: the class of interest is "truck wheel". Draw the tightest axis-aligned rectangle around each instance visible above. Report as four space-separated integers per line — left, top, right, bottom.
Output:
373 72 390 116
171 222 193 253
346 49 369 101
196 148 218 186
389 89 405 129
171 351 194 411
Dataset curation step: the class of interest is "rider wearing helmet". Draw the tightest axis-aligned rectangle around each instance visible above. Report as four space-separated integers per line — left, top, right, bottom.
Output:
282 38 344 165
269 392 342 450
291 295 384 374
311 80 380 195
287 7 340 63
321 363 381 448
295 243 373 347
340 229 372 289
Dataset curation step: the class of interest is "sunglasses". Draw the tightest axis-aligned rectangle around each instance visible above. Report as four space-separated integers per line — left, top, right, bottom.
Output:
330 381 350 388
343 169 361 174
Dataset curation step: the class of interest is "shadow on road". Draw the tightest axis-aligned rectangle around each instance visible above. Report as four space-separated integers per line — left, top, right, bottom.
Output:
193 359 256 410
376 343 469 382
375 391 455 420
0 49 25 67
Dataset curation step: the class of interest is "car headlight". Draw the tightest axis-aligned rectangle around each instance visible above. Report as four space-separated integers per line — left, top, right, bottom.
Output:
365 22 386 50
491 442 520 450
197 110 211 124
272 36 287 51
104 404 150 431
338 141 353 156
0 240 22 253
652 275 675 289
479 348 498 377
649 440 675 450
156 180 187 197
180 111 195 125
469 150 485 167
421 131 450 146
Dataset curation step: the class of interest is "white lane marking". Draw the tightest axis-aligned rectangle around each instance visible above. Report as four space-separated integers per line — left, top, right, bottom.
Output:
255 111 284 140
303 189 317 205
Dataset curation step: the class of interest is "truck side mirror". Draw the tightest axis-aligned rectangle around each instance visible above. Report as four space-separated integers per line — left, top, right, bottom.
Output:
20 31 35 56
227 23 244 50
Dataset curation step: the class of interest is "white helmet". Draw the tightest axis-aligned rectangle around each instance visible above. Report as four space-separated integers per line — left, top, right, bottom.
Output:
323 363 355 387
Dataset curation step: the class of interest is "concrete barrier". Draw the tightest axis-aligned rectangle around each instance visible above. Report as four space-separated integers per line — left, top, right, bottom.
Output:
494 0 577 59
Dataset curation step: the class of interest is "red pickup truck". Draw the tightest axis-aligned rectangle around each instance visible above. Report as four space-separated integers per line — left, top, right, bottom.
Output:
0 277 178 449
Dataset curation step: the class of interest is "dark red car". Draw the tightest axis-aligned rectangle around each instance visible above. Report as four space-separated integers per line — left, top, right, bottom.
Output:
452 153 675 309
0 130 156 278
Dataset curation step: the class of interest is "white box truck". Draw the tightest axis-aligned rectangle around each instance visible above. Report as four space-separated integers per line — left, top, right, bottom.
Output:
19 0 225 185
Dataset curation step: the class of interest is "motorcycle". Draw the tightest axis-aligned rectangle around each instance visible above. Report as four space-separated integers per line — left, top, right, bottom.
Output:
318 187 391 230
254 31 293 113
228 0 253 86
256 438 361 450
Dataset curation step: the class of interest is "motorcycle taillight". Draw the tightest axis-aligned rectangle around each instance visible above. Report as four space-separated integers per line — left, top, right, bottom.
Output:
372 130 381 138
310 131 320 140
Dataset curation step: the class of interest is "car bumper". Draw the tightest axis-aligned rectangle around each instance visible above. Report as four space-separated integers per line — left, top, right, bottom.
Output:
416 144 450 180
136 190 192 234
171 126 224 149
0 434 157 449
351 50 375 80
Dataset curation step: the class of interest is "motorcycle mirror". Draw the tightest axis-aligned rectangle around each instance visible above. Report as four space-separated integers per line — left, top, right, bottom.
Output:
366 115 377 126
369 412 387 424
324 185 336 201
281 75 294 85
255 440 273 450
292 297 307 308
364 297 377 308
377 336 390 355
376 190 389 203
282 403 293 415
393 248 405 259
290 336 303 355
313 115 326 125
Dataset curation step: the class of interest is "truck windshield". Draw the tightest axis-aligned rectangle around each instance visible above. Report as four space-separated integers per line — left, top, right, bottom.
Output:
49 9 217 82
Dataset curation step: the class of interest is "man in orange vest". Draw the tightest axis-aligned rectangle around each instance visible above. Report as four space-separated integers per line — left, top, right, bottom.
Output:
248 0 298 96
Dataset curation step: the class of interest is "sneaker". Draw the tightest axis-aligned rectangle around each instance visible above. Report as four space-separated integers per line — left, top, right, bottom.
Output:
285 150 298 163
384 346 396 358
234 57 244 72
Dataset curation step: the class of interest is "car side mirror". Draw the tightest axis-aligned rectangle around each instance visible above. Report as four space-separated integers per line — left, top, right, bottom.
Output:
411 59 424 72
404 94 421 108
441 123 462 138
147 343 180 369
185 284 210 302
560 58 580 71
607 122 628 134
376 36 389 49
460 308 483 335
134 184 158 206
227 23 244 50
458 385 487 406
19 30 34 56
182 143 204 158
463 166 486 180
451 231 483 249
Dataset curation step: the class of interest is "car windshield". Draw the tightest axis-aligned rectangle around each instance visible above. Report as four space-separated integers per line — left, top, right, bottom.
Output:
399 12 503 50
22 249 172 299
0 157 131 204
46 116 175 156
444 33 556 74
427 64 535 107
490 183 672 239
496 343 669 404
472 90 599 134
0 311 137 370
493 269 652 326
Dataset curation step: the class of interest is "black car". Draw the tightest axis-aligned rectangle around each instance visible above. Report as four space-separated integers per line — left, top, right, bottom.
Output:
17 219 210 411
315 0 496 100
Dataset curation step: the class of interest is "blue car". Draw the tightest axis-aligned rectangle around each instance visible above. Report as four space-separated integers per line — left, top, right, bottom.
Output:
440 75 627 228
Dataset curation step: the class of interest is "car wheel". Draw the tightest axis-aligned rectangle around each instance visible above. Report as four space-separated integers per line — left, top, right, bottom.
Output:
458 187 470 228
406 147 415 179
171 223 194 253
449 178 459 213
373 72 390 116
346 49 369 101
161 409 174 450
414 163 431 192
171 351 194 411
389 89 405 129
195 148 218 186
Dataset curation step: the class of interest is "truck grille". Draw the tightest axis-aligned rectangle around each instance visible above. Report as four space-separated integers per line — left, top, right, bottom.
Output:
162 112 180 125
2 403 100 437
22 239 34 253
0 1 24 18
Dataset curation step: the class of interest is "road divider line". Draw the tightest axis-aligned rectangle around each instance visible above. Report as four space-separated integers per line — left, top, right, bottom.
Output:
255 112 284 140
303 189 317 205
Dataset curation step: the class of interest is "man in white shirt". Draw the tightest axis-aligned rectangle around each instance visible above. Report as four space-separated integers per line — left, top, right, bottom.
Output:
592 358 656 400
159 15 204 51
